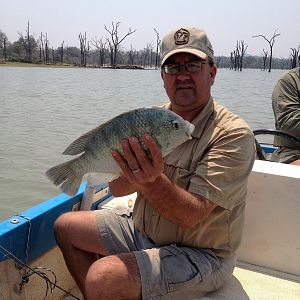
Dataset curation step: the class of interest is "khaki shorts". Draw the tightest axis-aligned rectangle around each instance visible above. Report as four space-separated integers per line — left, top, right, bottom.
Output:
95 208 236 300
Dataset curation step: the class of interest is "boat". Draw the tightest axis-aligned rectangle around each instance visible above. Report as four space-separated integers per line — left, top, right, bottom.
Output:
0 133 300 300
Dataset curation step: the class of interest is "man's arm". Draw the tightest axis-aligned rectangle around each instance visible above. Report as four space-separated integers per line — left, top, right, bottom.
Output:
109 175 137 197
111 134 216 230
272 73 300 133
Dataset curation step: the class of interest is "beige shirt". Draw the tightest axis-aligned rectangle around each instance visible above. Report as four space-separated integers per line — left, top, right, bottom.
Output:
272 67 300 149
133 98 256 258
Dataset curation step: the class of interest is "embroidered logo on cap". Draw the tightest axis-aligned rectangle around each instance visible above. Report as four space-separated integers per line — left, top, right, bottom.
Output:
174 28 190 45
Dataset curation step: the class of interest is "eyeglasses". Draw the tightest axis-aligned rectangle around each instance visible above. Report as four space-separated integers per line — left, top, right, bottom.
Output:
163 60 208 75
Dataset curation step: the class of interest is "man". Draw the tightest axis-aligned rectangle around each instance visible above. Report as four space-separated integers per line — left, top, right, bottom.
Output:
271 67 300 165
54 27 256 299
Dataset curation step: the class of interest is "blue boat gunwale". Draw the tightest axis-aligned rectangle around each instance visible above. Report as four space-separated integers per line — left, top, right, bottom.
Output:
0 182 112 263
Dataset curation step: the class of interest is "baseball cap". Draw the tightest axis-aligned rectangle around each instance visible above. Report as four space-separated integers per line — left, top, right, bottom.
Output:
160 27 214 66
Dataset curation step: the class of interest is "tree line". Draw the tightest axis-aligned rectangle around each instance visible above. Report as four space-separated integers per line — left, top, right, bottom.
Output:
0 22 299 71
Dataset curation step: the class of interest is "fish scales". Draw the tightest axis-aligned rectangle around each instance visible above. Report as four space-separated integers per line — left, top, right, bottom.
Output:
46 107 195 196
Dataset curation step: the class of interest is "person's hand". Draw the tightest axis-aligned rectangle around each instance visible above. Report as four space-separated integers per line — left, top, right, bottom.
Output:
291 159 300 166
112 134 164 185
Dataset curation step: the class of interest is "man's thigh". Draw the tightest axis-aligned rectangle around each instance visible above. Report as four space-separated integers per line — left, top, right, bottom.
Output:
94 208 144 254
55 211 105 254
94 209 236 299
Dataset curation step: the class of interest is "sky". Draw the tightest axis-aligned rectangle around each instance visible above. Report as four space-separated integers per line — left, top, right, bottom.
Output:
0 0 299 58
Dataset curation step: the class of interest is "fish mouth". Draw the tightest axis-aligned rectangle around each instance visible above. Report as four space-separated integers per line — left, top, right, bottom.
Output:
186 122 195 137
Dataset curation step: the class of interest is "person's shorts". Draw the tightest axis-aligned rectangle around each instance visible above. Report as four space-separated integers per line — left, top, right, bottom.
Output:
95 208 236 300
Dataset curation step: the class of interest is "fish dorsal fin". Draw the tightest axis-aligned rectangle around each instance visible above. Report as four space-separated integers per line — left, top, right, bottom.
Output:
62 107 149 156
62 124 106 155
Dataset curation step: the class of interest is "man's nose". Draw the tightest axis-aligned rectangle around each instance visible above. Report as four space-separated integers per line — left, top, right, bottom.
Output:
176 65 190 80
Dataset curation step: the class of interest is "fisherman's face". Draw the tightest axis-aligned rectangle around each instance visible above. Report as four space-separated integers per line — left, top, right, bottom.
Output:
161 53 217 117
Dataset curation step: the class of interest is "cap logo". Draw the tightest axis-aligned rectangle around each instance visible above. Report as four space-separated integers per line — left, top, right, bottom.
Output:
174 28 190 45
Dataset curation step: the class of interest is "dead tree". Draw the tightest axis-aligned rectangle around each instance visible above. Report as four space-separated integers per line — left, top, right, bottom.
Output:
38 33 44 62
104 21 136 67
44 33 49 64
290 47 300 69
253 30 280 72
230 52 234 70
79 32 89 66
51 47 55 63
154 28 161 69
60 41 64 64
18 21 34 62
128 45 137 66
91 37 107 67
261 49 268 71
237 40 248 71
0 30 8 61
230 45 240 71
3 36 7 61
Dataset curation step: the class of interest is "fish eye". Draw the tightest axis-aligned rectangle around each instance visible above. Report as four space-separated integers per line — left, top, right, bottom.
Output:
173 121 179 129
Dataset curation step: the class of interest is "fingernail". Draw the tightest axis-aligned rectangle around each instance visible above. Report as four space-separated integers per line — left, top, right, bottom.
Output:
129 136 138 143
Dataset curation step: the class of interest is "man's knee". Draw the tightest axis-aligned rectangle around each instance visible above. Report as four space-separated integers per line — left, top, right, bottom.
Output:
53 212 75 245
85 254 141 299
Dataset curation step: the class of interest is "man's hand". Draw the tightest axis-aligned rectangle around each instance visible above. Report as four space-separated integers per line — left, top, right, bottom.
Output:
112 134 164 185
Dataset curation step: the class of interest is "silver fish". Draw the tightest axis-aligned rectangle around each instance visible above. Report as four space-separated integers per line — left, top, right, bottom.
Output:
46 107 194 196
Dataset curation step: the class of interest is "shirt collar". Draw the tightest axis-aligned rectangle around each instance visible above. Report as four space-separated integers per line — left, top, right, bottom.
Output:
164 97 214 138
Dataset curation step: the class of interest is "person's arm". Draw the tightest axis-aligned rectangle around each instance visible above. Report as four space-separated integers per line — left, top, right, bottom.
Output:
111 134 216 230
109 175 137 197
272 73 300 134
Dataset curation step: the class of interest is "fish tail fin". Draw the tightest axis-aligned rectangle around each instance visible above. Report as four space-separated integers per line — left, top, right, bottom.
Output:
46 160 82 196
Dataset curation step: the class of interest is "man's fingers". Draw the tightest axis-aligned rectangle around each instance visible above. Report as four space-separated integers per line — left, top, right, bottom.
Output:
143 134 164 168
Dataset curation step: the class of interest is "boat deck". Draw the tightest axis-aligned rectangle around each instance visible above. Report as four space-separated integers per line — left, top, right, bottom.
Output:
206 263 300 300
63 263 300 300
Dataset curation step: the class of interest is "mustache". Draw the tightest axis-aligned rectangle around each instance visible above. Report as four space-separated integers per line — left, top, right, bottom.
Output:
176 79 194 89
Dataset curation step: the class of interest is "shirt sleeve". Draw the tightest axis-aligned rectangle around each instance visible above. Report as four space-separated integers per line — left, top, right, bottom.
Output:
272 72 300 135
188 128 256 211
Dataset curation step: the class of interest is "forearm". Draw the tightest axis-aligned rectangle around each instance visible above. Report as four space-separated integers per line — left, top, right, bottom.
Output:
138 173 216 230
109 175 137 196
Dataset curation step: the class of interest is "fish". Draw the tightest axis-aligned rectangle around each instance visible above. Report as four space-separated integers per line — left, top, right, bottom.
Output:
46 107 195 197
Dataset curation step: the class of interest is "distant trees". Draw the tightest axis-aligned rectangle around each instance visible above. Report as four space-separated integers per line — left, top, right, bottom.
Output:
154 28 161 69
253 30 281 72
78 32 90 67
104 21 136 67
230 40 248 71
261 49 268 71
91 37 107 67
290 47 300 69
0 22 297 71
17 21 37 63
0 29 8 61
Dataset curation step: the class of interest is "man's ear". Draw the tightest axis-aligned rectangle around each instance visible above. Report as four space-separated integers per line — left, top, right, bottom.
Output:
161 69 164 80
210 65 217 84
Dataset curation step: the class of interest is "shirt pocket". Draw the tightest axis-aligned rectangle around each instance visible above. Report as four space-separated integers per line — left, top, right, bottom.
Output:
164 156 196 189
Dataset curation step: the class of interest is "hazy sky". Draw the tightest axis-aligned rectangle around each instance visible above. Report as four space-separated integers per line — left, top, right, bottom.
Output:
1 0 299 58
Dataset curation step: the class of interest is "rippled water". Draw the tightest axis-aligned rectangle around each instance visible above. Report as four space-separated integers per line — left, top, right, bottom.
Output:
0 66 285 220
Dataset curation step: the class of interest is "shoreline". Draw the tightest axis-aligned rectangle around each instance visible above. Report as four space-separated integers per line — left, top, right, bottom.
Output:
0 61 145 70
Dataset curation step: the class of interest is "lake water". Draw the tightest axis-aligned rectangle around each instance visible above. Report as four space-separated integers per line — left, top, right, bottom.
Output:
0 66 285 221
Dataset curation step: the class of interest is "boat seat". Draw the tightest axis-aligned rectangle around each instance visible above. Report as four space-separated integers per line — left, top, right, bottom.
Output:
202 264 300 300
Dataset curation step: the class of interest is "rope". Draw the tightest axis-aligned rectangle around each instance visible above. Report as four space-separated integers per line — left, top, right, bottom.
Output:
0 213 80 299
0 245 80 299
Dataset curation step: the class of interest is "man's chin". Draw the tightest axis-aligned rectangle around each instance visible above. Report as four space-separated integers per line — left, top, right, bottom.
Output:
175 92 196 106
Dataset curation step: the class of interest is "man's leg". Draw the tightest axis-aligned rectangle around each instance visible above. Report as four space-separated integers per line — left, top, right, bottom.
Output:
85 253 142 300
54 211 109 298
54 209 143 299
